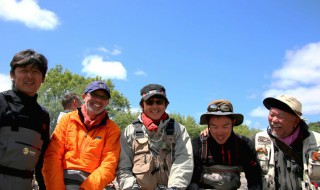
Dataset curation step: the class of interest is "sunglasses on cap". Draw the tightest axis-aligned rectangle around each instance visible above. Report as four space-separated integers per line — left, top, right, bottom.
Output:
208 104 232 112
145 98 165 106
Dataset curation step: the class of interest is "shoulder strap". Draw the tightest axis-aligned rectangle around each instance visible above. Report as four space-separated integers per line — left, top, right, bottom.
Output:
165 118 175 135
200 136 208 160
1 92 49 140
132 118 176 141
269 133 302 164
133 118 176 137
132 118 144 138
0 92 19 131
1 92 16 113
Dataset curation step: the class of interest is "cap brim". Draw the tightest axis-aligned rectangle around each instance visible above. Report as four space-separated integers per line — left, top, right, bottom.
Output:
263 97 299 118
87 89 111 99
199 112 244 126
142 93 167 101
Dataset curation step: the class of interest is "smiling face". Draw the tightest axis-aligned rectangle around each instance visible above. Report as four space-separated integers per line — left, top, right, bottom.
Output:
142 97 167 120
268 107 299 138
82 89 109 119
10 64 44 97
208 115 234 144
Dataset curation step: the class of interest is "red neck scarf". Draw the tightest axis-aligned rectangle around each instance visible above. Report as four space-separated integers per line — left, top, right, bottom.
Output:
81 104 107 128
141 112 169 132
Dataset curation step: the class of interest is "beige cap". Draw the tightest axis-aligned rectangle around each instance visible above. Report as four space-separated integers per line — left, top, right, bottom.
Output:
263 94 302 118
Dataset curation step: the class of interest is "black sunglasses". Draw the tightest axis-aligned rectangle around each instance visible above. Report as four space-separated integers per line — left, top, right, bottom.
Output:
145 99 165 105
208 104 231 112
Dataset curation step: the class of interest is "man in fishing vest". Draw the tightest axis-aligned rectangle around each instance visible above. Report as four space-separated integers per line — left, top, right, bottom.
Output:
189 99 262 190
0 49 50 190
117 84 193 190
252 95 320 189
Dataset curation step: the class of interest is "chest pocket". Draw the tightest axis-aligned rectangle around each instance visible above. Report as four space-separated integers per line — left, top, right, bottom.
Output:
0 126 43 171
256 136 272 174
132 137 157 189
132 137 152 173
307 146 320 180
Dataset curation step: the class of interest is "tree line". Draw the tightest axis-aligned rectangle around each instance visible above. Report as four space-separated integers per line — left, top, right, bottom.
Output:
38 65 319 139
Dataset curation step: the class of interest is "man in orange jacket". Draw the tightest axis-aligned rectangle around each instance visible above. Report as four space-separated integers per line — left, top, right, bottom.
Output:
42 81 121 190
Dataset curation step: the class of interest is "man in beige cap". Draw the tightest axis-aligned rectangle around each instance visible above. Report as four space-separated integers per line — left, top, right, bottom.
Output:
252 95 320 189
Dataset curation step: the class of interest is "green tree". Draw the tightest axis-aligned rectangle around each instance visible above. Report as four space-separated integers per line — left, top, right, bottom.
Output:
37 65 130 133
169 112 205 139
113 111 139 131
308 121 320 133
233 125 262 138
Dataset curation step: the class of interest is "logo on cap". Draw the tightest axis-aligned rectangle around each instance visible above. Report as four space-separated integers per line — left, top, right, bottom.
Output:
142 90 166 98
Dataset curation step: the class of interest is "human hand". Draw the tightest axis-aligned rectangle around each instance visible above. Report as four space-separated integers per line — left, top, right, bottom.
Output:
200 128 209 138
201 173 223 186
132 184 140 190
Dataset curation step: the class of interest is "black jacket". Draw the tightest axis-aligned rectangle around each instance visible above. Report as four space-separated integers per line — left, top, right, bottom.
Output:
0 89 50 189
191 131 262 190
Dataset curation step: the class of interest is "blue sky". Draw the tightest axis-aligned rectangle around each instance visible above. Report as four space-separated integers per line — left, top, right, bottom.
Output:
1 0 320 129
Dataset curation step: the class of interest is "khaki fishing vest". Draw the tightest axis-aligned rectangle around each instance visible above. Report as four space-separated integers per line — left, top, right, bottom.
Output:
131 119 175 190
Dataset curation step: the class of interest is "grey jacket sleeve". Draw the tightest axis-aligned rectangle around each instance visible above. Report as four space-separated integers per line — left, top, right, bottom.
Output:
167 122 194 189
116 124 136 190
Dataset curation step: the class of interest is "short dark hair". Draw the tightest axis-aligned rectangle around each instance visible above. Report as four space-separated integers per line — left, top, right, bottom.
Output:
10 49 48 78
61 93 80 109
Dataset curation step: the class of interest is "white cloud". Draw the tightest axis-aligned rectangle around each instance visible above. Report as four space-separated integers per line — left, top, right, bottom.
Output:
134 69 147 76
249 106 268 117
250 41 320 119
97 47 121 56
0 0 59 30
246 93 257 99
0 74 12 92
81 55 127 80
271 42 320 89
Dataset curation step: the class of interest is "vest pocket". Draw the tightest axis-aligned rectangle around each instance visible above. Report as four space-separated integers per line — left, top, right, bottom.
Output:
132 137 157 189
133 154 151 174
307 146 320 180
256 145 271 174
0 127 42 171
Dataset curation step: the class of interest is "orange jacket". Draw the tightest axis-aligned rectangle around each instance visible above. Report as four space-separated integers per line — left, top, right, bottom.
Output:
42 110 120 190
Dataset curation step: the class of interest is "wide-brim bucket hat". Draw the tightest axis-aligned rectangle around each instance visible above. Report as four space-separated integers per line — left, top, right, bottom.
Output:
200 99 244 126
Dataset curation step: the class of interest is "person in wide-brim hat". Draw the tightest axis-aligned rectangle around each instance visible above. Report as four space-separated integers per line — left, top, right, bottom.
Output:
189 99 263 190
200 99 244 126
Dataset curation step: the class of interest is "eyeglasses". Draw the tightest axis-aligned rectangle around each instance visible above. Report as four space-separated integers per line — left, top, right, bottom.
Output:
145 99 165 106
89 92 108 100
208 104 232 112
